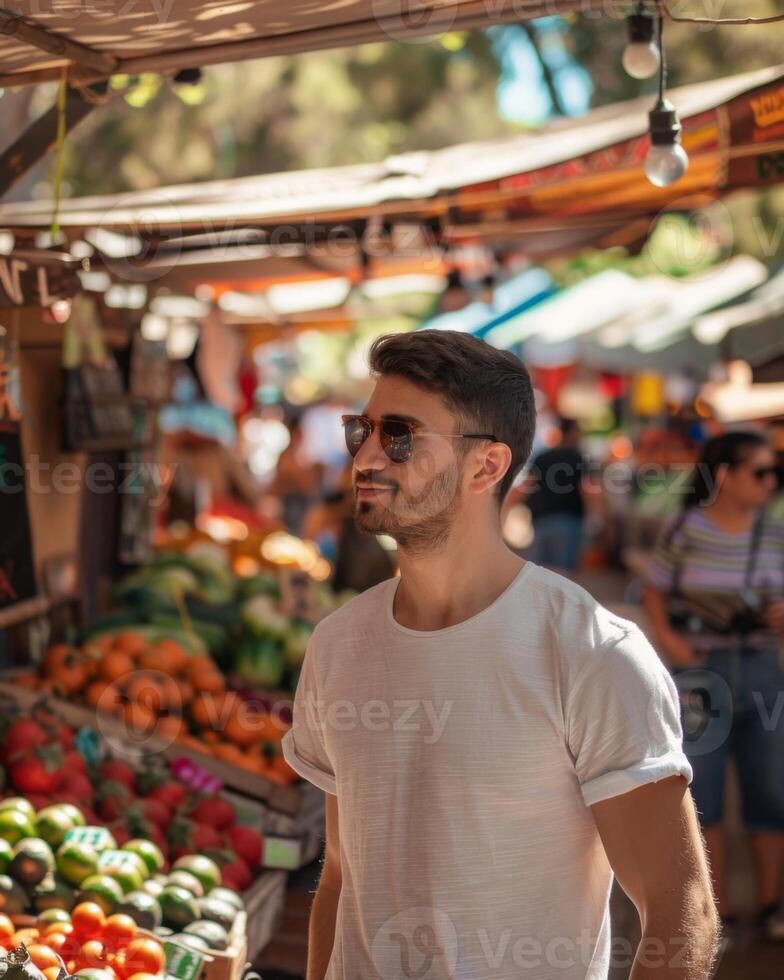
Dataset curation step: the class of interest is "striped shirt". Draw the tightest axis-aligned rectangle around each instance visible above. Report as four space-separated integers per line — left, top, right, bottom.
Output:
644 506 784 648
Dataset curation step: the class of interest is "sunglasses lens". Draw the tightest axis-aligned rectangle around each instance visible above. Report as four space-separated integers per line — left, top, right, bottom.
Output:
344 417 371 457
381 420 413 463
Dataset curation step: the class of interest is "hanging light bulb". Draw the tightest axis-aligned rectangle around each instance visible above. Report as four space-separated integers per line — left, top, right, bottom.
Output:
643 12 689 188
623 10 660 80
645 98 689 187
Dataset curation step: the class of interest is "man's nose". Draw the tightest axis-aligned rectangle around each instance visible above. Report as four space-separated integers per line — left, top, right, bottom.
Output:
353 426 388 471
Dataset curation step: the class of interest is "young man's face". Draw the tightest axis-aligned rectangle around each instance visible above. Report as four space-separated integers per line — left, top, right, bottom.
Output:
349 374 470 552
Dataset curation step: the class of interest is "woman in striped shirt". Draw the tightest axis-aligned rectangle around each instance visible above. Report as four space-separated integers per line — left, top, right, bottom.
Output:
643 431 784 941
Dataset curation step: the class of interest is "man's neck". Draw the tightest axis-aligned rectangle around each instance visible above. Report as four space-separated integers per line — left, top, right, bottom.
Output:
393 520 525 631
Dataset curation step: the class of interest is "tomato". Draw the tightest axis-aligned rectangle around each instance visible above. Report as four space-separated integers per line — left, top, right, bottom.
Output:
71 901 107 939
78 939 107 969
42 922 75 937
8 755 61 795
122 938 164 977
44 968 62 980
43 931 72 957
126 974 162 980
103 914 137 952
3 719 48 759
27 944 63 971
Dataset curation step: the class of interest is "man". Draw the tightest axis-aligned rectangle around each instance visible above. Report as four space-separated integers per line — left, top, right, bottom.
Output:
524 416 587 571
282 330 719 980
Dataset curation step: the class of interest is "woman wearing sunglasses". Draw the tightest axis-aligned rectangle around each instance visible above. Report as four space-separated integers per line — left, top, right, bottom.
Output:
642 431 784 943
283 329 716 980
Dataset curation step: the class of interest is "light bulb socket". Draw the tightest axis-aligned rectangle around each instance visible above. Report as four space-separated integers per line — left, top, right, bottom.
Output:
627 12 655 44
648 99 682 146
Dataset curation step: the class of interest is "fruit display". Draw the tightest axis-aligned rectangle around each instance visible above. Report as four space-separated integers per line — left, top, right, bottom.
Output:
0 902 168 978
25 636 297 786
0 712 266 916
87 544 341 694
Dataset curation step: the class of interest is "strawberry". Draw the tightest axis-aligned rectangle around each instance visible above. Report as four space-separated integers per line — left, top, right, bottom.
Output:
227 825 263 870
58 769 94 801
2 719 49 761
98 760 137 792
9 750 61 795
166 816 222 858
63 749 88 774
147 782 187 812
206 849 252 892
109 822 131 847
126 798 171 831
188 797 236 831
98 781 133 822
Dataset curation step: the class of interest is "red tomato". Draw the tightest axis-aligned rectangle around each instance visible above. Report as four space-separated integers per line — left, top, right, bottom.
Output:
78 939 107 969
71 901 107 939
28 945 63 972
103 914 137 952
123 938 164 977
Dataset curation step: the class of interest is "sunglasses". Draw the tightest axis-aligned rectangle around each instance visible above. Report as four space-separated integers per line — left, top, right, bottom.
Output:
342 414 497 464
751 465 778 481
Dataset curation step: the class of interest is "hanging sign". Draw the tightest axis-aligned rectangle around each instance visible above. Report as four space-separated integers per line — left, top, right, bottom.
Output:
0 253 80 309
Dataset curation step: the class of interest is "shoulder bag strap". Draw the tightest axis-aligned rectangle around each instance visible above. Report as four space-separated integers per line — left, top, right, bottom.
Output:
666 508 691 597
744 509 766 588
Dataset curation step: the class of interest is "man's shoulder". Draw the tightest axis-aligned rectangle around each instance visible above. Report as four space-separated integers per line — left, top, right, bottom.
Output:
312 577 396 643
524 563 642 655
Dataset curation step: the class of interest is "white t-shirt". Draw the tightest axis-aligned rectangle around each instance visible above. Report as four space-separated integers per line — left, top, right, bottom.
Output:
282 561 692 980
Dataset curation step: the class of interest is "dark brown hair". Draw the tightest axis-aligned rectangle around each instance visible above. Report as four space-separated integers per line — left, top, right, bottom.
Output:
368 329 536 501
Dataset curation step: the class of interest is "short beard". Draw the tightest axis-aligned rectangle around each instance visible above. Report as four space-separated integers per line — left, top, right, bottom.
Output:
355 464 462 556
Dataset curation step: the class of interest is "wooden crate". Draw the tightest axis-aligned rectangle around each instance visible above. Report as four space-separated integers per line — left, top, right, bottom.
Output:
165 911 247 980
243 870 288 960
0 677 304 815
261 780 325 868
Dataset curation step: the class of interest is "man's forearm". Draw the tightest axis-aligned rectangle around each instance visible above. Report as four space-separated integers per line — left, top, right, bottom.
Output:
630 901 720 979
307 875 341 980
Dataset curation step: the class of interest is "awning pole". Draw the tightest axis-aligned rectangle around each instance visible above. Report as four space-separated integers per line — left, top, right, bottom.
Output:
0 84 107 201
0 7 117 76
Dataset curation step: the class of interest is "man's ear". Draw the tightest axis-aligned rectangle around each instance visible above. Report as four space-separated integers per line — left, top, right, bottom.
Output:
469 444 512 496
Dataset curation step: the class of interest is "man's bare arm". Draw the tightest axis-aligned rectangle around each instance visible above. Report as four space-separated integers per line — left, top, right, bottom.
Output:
591 777 720 979
308 793 341 980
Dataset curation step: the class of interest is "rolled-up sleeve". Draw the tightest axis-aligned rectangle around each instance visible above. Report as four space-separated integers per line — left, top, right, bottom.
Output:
566 626 692 808
282 634 337 795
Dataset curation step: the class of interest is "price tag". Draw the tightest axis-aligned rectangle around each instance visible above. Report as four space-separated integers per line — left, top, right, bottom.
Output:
164 941 204 980
262 835 302 870
98 850 139 870
170 757 222 795
64 827 114 852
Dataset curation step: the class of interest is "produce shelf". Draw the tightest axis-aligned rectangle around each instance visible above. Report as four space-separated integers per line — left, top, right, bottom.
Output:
0 677 304 816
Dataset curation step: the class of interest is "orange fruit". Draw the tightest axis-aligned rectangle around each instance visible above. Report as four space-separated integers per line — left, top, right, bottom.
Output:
155 639 189 674
72 902 106 940
103 915 137 952
190 669 225 695
269 752 298 784
223 712 258 748
43 923 74 937
29 945 63 972
0 913 14 947
184 654 214 675
77 939 107 969
123 937 164 976
111 632 148 656
191 692 217 730
211 742 247 767
155 715 184 740
125 673 166 714
13 929 40 945
100 651 135 683
124 702 157 737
